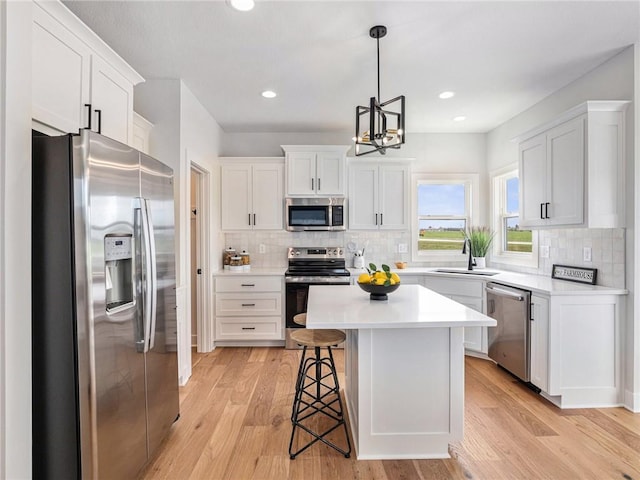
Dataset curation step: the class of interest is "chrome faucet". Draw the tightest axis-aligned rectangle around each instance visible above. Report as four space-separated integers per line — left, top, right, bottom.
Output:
462 238 475 271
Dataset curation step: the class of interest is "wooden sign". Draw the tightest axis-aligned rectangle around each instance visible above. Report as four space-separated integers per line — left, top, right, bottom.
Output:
551 264 597 285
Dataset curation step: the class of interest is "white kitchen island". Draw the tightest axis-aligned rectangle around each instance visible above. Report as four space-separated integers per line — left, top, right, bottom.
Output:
306 284 496 460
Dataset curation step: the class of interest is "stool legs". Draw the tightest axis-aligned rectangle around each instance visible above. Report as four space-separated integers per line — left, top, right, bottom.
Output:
289 345 351 459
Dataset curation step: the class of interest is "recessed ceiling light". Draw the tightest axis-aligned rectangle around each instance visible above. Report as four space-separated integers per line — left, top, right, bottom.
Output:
439 91 455 99
261 90 276 98
453 116 466 122
228 0 255 12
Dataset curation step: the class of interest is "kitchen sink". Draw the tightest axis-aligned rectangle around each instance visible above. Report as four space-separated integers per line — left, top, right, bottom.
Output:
434 269 499 276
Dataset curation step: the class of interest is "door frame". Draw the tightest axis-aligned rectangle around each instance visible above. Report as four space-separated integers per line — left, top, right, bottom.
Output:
189 161 213 352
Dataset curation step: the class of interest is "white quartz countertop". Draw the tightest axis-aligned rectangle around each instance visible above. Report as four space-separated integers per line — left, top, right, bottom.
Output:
349 267 627 296
213 267 286 276
306 284 497 329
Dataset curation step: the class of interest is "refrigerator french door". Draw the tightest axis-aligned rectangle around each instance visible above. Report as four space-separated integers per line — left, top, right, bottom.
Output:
32 130 179 479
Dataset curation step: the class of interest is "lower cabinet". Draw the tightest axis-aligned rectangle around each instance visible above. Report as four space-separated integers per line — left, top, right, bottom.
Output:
530 294 550 392
533 293 622 408
214 275 284 343
422 276 486 354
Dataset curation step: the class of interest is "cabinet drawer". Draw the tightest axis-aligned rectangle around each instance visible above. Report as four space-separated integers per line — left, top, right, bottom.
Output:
215 276 282 293
216 317 281 340
423 276 483 298
215 293 281 316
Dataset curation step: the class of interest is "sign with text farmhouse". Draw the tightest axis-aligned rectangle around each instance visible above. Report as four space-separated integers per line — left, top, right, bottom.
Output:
551 264 597 285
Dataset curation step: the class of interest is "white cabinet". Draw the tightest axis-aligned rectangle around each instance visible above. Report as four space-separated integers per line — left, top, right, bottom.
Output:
132 112 153 154
530 294 549 392
282 145 349 196
214 275 283 343
517 101 629 229
32 1 143 145
423 276 486 353
348 161 410 230
220 160 284 231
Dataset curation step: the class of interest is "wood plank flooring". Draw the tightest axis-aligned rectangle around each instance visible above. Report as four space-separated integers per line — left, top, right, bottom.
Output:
139 347 640 479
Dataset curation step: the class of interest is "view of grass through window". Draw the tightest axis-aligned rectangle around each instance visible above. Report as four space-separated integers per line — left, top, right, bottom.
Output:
417 183 466 251
505 177 532 253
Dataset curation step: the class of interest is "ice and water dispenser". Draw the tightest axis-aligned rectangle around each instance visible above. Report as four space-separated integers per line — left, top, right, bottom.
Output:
104 234 133 311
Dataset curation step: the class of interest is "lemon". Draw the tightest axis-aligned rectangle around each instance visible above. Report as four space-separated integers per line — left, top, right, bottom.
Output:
390 273 401 284
373 271 387 281
358 273 372 284
389 278 397 285
372 277 386 285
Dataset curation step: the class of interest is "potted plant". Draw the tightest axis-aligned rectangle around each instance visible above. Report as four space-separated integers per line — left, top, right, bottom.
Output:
462 226 495 269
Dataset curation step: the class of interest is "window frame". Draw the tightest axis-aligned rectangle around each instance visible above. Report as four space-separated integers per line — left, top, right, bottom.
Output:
411 173 479 262
491 166 538 267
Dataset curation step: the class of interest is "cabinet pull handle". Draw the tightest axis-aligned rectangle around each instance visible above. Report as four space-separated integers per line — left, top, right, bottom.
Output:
530 302 535 321
240 284 255 287
242 327 256 330
311 178 314 191
540 203 544 220
253 213 256 225
94 109 102 134
375 213 378 225
84 104 92 130
318 178 321 191
248 213 251 226
545 202 550 219
241 303 256 307
380 213 383 225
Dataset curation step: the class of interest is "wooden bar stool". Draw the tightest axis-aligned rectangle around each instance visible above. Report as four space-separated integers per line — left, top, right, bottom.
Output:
293 313 307 326
288 328 351 459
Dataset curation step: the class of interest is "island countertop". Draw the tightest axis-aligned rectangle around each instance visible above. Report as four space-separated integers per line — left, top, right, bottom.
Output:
306 284 497 330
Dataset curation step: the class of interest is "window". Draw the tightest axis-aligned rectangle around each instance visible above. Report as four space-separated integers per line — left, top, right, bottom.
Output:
492 169 537 266
413 173 478 259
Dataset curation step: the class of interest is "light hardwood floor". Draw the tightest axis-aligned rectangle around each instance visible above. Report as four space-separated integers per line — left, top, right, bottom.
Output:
140 347 640 479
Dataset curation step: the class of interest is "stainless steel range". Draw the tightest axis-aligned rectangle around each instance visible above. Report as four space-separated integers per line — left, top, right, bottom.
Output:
284 247 350 348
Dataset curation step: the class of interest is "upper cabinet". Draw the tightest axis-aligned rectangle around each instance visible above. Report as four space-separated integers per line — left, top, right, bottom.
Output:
282 145 350 196
348 160 410 230
516 101 629 229
32 1 144 145
220 159 284 231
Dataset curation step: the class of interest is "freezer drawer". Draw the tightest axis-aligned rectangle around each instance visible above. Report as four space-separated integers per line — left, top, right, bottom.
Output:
486 283 531 382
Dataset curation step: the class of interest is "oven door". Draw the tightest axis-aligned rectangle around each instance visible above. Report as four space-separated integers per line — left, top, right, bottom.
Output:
284 280 349 349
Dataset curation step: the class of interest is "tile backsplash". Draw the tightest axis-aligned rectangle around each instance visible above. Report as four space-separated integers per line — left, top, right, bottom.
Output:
224 227 625 288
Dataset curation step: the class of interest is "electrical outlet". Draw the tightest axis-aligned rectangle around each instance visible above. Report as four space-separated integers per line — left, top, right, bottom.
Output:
583 246 592 262
540 245 550 258
398 243 408 253
259 243 266 254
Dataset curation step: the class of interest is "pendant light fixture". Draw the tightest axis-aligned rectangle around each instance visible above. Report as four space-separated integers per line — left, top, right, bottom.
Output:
354 25 405 156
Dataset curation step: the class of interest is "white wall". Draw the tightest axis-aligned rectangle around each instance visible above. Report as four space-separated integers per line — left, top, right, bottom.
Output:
1 1 33 477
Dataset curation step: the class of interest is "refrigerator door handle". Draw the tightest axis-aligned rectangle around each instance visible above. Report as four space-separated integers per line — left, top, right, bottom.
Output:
138 197 154 353
143 198 158 350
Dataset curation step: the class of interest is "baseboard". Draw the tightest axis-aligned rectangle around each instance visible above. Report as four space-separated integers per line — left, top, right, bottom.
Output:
624 389 640 412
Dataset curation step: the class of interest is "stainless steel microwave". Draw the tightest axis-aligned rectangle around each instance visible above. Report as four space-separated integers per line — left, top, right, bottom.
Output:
285 197 346 231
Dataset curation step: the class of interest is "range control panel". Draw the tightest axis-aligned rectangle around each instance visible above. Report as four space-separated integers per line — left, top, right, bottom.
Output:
105 235 133 261
287 246 344 259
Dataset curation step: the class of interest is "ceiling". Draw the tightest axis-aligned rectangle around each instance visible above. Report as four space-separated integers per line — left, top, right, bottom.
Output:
63 1 639 134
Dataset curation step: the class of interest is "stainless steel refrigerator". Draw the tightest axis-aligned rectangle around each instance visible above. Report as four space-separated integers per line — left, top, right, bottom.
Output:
32 130 179 479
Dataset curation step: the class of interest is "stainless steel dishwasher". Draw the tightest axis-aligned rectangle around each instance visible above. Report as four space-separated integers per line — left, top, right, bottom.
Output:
486 282 532 382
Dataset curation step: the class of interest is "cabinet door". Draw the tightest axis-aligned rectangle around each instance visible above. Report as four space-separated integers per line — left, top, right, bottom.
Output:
252 164 284 230
530 294 549 392
348 164 378 229
90 55 134 145
379 164 409 230
546 116 585 226
286 152 316 195
519 133 548 227
451 296 484 352
221 165 252 230
316 152 345 195
32 4 91 134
